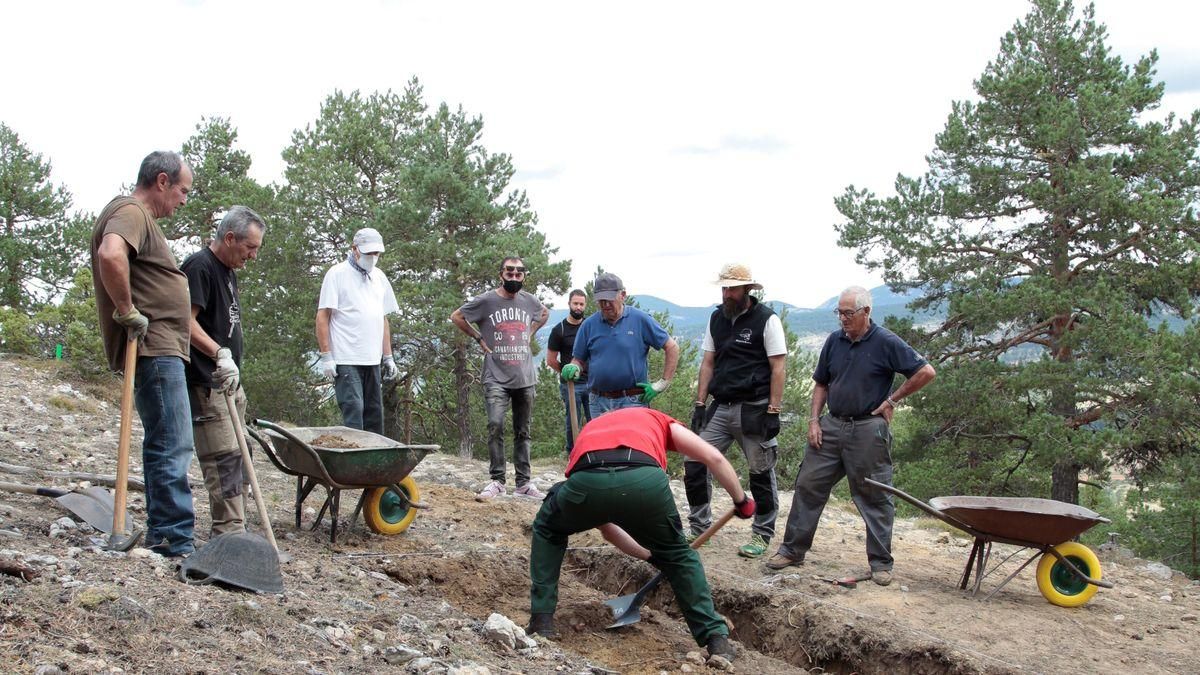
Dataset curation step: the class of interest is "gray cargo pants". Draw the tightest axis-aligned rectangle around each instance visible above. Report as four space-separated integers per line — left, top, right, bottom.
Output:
683 400 779 540
777 414 895 571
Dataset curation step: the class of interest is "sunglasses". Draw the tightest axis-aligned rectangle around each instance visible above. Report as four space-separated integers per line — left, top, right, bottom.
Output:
504 266 527 274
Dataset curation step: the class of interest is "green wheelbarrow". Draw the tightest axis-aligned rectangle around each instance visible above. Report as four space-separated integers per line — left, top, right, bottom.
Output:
249 420 438 543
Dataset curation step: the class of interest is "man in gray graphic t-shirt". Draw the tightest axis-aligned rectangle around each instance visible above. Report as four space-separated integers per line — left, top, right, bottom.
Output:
451 256 549 501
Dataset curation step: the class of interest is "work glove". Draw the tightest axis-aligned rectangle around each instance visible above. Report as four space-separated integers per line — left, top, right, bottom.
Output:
763 412 781 441
734 494 757 519
318 352 338 380
637 379 670 404
560 363 581 382
690 403 707 434
213 348 240 393
112 306 149 340
382 354 398 380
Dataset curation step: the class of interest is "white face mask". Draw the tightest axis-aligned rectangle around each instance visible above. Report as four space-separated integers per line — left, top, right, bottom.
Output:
357 252 378 273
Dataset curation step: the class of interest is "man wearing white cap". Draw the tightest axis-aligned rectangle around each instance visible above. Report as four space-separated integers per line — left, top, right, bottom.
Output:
315 227 400 434
685 263 786 558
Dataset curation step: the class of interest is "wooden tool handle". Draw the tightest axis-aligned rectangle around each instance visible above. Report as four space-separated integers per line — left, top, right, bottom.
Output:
112 337 138 537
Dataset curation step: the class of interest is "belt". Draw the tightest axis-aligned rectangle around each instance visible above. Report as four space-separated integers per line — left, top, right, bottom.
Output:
595 387 643 399
828 413 878 422
574 448 660 471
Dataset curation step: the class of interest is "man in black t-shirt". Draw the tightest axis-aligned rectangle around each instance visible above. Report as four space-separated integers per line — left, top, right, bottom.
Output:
546 289 592 450
181 206 266 536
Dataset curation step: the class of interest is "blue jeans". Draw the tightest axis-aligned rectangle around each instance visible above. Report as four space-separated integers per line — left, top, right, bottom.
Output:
133 356 195 556
589 392 646 417
334 364 383 434
484 383 534 486
558 381 592 451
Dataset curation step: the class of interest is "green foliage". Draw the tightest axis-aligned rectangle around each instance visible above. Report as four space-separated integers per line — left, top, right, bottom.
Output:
1117 452 1200 578
0 122 88 310
834 0 1200 504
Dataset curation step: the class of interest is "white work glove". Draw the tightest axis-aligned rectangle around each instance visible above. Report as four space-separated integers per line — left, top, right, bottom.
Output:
382 354 398 380
213 348 240 393
319 352 338 380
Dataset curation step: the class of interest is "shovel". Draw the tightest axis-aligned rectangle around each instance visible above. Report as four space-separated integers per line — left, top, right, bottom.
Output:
225 389 290 564
604 507 736 629
0 482 126 533
107 335 143 551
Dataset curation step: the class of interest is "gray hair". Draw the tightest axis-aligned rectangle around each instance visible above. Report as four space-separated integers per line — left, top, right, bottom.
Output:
841 286 873 310
216 206 266 240
136 151 191 189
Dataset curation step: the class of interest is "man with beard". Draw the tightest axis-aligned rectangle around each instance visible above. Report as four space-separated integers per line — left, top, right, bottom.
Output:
766 286 936 586
315 227 400 434
546 289 592 451
685 264 786 558
560 272 679 416
451 256 549 501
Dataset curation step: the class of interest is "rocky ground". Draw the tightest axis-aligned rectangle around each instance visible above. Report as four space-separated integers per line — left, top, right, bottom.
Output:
1 354 1198 674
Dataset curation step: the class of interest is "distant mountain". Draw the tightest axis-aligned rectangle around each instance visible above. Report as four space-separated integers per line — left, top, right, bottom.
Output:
534 284 938 355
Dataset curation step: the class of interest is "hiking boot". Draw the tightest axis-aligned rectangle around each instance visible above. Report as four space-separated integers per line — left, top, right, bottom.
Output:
706 634 735 661
763 551 804 570
514 483 544 499
738 533 769 559
872 569 893 586
526 612 559 639
475 480 506 502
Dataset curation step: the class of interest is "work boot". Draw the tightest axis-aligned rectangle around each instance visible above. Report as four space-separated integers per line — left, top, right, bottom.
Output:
706 634 736 661
872 569 893 586
738 533 769 559
526 612 559 639
763 551 803 570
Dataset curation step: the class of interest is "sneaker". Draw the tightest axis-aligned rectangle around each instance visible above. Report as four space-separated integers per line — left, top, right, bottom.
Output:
763 551 804 570
514 483 544 499
526 612 558 639
685 531 709 548
475 481 506 502
705 634 736 661
872 569 893 586
737 534 769 559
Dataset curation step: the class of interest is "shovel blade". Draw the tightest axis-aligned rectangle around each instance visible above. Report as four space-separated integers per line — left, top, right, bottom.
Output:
55 487 126 534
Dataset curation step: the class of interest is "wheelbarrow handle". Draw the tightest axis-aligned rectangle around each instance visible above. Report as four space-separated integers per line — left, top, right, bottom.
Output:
864 477 983 538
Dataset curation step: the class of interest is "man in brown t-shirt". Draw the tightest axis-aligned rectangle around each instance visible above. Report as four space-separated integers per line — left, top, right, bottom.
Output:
90 150 197 557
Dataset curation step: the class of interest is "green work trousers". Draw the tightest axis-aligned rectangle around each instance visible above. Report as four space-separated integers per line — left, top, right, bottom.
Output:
529 466 728 645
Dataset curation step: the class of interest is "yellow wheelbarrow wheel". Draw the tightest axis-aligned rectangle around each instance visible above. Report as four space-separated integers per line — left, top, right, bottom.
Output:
363 476 420 535
1035 541 1101 607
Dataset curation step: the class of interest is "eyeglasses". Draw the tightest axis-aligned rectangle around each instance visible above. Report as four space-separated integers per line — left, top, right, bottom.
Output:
504 266 527 274
834 308 866 319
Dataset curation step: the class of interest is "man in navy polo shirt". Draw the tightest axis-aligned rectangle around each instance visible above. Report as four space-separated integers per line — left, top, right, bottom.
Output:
765 286 935 586
560 273 679 416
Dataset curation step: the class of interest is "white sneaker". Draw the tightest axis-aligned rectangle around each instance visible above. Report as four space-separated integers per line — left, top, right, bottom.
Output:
514 483 544 499
475 480 506 501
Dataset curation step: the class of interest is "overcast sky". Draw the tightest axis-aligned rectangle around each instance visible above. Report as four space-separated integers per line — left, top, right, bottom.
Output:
5 0 1199 308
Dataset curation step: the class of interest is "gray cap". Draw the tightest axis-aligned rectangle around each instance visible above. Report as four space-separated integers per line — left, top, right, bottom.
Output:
594 272 624 301
352 227 385 254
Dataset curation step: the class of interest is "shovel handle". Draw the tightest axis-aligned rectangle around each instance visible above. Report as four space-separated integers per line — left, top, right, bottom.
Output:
689 507 736 549
567 380 581 440
111 336 138 539
226 391 280 553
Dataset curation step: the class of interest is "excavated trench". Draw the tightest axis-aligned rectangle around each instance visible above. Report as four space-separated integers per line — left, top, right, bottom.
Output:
382 546 985 674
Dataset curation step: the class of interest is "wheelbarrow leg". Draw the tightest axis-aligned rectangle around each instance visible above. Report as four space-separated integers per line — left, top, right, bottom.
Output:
973 540 992 596
295 475 304 528
329 489 342 544
960 538 983 590
313 488 334 532
348 490 369 535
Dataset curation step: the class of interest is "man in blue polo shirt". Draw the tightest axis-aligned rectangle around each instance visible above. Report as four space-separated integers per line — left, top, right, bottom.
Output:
560 273 679 416
765 286 935 586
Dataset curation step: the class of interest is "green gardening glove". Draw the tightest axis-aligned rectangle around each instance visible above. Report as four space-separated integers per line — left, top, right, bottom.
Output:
560 363 581 382
637 379 670 404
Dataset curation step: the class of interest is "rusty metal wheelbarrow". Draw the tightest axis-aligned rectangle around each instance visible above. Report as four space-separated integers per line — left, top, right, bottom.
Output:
248 420 438 543
865 478 1115 607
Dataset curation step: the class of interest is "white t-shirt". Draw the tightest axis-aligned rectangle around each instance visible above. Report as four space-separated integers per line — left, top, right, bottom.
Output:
702 313 787 356
318 261 400 365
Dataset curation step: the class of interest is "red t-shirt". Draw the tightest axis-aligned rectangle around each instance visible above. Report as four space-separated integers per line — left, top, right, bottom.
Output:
564 407 678 475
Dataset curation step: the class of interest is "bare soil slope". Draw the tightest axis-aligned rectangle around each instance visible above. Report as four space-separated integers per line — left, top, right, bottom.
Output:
0 355 1197 674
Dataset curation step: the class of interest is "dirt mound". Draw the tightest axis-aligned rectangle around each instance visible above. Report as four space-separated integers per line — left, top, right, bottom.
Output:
1 354 1199 673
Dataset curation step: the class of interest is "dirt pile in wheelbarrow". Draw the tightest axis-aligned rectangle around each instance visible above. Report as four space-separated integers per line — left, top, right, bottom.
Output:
1 354 1200 674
